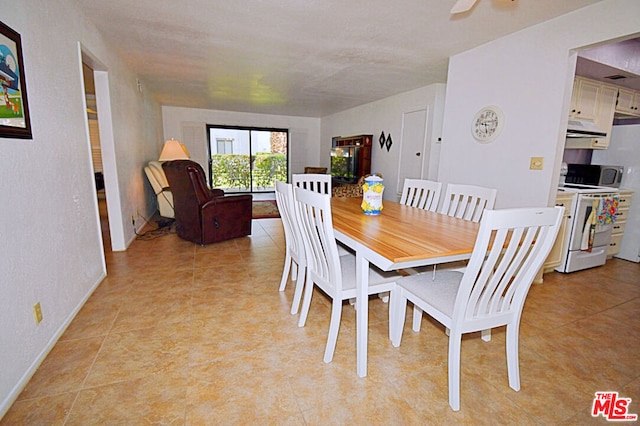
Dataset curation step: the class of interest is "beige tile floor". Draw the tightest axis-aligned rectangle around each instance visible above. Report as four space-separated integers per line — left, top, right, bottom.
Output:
2 215 639 425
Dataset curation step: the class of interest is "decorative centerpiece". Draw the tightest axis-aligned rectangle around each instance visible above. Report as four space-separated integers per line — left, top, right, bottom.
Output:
361 174 384 215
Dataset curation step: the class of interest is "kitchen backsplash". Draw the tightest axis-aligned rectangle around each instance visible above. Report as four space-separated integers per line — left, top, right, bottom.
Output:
563 148 592 165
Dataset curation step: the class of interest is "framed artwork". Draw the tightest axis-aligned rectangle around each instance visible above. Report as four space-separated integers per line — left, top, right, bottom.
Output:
0 20 32 139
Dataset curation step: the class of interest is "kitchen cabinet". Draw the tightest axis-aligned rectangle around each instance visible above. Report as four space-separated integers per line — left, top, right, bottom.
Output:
565 79 618 150
608 190 633 257
564 136 609 150
569 77 600 121
594 84 618 142
534 191 575 283
615 88 640 116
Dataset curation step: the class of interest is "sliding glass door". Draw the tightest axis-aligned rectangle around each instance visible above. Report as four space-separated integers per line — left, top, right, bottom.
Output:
207 125 288 193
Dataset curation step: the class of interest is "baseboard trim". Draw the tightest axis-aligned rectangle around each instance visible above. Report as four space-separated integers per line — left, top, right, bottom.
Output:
0 272 106 419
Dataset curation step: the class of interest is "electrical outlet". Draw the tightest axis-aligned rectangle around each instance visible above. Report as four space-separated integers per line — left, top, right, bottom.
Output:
33 302 43 325
530 157 544 170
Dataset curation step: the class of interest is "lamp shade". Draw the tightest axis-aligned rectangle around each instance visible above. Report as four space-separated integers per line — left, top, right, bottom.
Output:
159 138 190 161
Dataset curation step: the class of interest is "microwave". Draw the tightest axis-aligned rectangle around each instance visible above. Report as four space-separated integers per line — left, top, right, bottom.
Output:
564 164 624 188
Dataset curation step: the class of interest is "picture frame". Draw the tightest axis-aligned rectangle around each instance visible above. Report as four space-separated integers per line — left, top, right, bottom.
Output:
0 20 32 139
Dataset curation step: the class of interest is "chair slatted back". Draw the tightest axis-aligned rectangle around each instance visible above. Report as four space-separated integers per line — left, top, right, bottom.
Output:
440 183 497 222
292 173 332 195
453 207 563 329
399 179 443 211
275 181 305 264
293 187 342 295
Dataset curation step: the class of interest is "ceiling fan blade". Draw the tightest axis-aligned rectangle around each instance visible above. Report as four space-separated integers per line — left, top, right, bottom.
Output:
450 0 479 14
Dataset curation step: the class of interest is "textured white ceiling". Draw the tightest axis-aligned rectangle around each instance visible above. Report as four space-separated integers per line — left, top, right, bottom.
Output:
72 0 605 117
576 38 640 91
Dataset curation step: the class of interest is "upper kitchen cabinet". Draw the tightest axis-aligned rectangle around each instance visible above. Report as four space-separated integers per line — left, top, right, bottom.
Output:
569 77 601 121
616 88 640 116
575 37 640 121
593 84 619 148
565 78 617 150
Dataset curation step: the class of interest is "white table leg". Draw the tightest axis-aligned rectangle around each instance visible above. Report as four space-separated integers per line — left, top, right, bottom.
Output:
355 251 369 377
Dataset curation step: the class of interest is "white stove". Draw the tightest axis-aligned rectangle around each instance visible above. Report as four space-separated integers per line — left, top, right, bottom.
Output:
557 184 620 273
558 183 620 195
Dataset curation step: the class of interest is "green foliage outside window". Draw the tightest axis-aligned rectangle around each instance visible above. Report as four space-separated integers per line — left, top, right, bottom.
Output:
211 153 287 190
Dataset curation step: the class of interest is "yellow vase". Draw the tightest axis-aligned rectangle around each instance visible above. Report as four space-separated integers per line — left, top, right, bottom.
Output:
361 175 384 215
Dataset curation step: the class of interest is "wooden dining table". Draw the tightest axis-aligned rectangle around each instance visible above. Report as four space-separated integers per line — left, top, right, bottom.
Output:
330 196 480 377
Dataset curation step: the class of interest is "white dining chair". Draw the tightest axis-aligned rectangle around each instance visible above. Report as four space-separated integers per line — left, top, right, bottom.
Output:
292 173 332 195
411 182 497 321
405 182 493 308
275 180 307 315
293 172 352 257
293 186 399 363
399 178 442 211
389 206 564 411
439 183 497 222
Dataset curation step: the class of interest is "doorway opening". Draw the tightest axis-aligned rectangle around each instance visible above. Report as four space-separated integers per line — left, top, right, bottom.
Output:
207 125 288 193
80 46 125 252
82 62 109 249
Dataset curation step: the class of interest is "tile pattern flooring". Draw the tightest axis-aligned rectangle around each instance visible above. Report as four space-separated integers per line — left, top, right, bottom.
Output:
2 217 639 424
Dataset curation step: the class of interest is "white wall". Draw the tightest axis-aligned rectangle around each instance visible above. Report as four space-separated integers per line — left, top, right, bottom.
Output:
162 106 321 178
439 0 640 209
0 0 162 417
593 124 640 262
321 84 446 200
2 0 638 419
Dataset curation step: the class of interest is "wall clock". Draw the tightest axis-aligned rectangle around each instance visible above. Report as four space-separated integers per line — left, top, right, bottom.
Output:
471 105 504 143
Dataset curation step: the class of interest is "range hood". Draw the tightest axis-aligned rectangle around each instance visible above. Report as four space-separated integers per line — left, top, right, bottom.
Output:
566 119 607 138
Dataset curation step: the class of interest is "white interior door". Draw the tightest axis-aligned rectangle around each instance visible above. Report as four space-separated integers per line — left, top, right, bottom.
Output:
396 108 428 197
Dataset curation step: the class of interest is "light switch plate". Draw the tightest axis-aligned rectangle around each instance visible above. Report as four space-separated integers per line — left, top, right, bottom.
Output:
530 157 544 170
33 302 43 325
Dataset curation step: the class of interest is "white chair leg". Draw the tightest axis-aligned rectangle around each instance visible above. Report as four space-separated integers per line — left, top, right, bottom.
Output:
290 266 306 315
278 255 292 291
390 289 407 347
291 262 298 281
448 332 462 411
505 323 521 391
481 329 491 342
297 274 314 327
412 306 423 332
323 299 343 363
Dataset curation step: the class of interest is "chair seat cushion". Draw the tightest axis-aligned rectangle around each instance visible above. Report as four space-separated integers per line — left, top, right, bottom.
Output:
398 271 463 317
340 254 399 291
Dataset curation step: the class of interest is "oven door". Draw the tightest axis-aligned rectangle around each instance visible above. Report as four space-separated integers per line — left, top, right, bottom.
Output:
568 194 613 252
563 194 613 273
569 194 613 250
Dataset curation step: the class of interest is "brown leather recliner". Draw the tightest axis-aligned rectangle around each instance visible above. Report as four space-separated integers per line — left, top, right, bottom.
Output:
162 160 252 244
